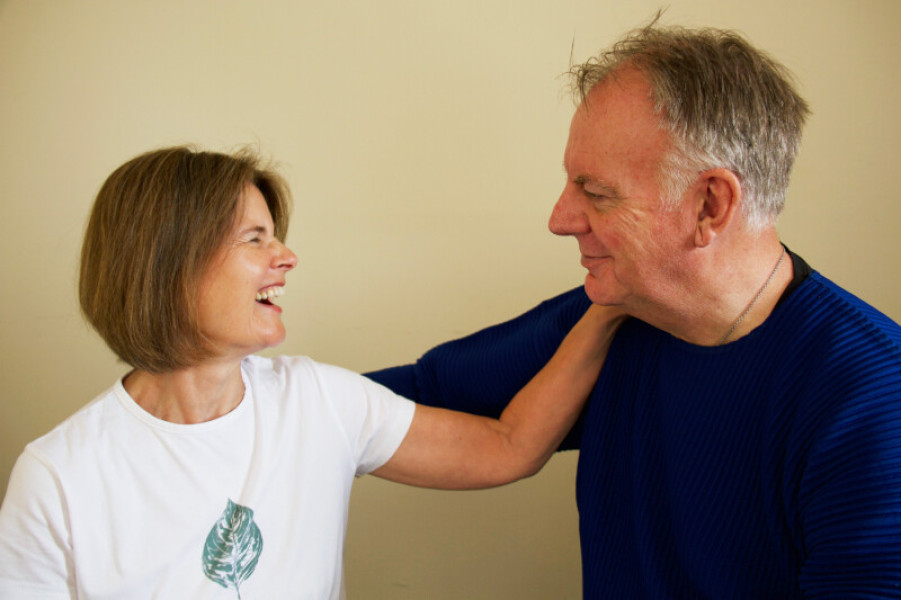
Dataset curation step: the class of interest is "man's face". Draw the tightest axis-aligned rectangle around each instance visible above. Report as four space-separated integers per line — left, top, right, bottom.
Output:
549 69 698 313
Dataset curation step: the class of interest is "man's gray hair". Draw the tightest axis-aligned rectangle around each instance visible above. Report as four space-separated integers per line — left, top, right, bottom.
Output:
569 18 810 229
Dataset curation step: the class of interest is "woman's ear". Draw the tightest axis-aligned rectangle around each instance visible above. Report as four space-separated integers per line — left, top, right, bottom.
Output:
693 169 742 248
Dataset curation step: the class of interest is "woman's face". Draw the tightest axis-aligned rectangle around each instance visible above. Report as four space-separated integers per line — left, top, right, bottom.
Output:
196 184 297 362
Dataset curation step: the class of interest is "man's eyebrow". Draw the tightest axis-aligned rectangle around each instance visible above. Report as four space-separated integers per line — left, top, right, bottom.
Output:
562 161 621 196
573 175 620 196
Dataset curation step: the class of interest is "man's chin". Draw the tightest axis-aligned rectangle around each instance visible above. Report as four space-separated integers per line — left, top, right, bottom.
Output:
583 273 621 307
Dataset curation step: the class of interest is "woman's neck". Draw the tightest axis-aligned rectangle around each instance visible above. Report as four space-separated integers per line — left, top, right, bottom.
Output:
122 359 246 424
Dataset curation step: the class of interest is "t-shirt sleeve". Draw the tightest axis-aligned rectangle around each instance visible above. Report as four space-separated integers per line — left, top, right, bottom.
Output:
0 450 74 599
314 362 416 476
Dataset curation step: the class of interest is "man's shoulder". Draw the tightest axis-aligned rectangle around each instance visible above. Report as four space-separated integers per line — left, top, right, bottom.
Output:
796 272 901 345
776 273 901 393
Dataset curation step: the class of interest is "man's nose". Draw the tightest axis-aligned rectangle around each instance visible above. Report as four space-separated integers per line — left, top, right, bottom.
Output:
548 189 590 236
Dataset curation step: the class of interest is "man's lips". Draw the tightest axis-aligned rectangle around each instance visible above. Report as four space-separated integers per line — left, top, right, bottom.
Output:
580 254 609 269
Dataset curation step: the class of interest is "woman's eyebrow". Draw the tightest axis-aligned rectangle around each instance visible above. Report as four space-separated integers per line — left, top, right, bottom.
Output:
238 225 268 236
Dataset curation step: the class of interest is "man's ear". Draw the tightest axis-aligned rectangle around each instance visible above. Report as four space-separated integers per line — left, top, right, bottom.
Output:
693 169 742 248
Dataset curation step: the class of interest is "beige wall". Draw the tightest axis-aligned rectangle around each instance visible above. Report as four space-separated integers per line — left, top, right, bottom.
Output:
1 0 899 597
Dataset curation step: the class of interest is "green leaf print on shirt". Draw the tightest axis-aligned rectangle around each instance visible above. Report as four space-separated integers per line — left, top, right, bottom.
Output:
202 499 263 599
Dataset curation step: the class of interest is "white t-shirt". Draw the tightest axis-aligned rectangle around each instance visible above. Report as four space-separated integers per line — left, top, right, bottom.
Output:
0 355 415 599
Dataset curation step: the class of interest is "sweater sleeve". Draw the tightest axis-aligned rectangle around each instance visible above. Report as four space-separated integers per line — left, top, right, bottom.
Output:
791 333 901 596
365 286 593 449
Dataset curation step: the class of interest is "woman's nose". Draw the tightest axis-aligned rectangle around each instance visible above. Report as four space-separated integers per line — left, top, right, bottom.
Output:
274 242 298 271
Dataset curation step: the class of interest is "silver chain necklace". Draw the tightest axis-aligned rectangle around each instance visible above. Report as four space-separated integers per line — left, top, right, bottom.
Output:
717 246 786 345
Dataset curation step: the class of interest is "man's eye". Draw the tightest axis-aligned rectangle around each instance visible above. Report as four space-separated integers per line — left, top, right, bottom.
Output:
584 188 613 204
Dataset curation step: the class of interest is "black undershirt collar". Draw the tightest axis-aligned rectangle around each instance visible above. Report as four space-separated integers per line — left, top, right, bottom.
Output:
776 245 813 308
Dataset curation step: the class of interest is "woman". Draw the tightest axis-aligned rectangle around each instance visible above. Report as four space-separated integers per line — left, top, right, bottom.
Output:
0 146 622 599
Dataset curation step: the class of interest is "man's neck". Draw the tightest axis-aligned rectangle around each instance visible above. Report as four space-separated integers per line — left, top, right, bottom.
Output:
635 235 793 346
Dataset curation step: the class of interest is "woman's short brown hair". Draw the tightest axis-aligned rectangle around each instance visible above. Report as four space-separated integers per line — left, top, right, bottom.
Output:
79 146 292 373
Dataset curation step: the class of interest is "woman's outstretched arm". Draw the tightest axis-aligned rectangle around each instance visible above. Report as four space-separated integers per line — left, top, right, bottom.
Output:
372 304 623 490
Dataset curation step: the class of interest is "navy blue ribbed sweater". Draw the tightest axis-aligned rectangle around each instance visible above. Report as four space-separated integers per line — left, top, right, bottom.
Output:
367 272 901 598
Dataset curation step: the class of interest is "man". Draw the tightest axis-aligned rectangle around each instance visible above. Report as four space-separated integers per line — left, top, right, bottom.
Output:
367 20 901 599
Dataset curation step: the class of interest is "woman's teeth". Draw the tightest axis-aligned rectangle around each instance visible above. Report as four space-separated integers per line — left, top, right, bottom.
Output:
256 286 285 302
